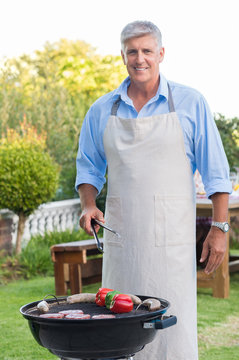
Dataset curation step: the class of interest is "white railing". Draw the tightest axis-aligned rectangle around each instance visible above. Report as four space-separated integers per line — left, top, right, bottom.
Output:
0 198 81 246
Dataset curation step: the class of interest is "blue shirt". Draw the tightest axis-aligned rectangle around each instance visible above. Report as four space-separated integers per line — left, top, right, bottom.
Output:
75 74 232 198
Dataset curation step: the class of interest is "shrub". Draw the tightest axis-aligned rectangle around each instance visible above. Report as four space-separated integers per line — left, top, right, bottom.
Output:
18 229 94 278
0 121 59 253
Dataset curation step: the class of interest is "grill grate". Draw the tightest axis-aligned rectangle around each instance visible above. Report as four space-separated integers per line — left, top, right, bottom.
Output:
27 300 160 319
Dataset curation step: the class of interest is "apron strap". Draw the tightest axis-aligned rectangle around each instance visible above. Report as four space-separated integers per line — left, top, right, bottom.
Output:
111 84 175 115
167 84 175 113
111 96 121 116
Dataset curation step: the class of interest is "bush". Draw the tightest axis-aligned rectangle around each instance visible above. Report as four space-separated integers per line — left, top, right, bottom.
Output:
0 226 103 283
0 121 59 254
18 229 95 278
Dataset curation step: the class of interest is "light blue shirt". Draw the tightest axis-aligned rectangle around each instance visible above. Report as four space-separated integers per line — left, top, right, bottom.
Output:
76 74 232 198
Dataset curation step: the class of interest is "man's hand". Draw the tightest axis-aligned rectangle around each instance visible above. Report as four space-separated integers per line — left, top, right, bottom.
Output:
80 206 105 235
200 226 227 274
78 183 105 235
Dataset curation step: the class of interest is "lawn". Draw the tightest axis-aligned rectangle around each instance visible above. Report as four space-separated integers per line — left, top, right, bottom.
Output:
197 273 239 359
0 274 239 360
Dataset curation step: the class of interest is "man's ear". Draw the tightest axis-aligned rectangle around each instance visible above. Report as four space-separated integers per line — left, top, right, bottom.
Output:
121 50 126 65
159 47 165 64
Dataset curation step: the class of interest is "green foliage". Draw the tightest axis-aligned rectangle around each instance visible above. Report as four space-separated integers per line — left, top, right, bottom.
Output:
0 39 128 199
0 123 59 216
0 227 103 281
19 229 95 278
215 114 239 172
231 237 239 250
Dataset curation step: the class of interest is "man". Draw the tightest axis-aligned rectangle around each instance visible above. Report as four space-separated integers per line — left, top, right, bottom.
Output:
76 21 231 360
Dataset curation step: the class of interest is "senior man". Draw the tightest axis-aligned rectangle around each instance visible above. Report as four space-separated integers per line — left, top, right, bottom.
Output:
76 21 231 360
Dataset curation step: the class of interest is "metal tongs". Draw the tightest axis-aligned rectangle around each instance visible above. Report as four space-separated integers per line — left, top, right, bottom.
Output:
91 218 121 253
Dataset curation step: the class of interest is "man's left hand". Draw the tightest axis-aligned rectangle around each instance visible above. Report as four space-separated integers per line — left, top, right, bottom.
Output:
200 226 227 274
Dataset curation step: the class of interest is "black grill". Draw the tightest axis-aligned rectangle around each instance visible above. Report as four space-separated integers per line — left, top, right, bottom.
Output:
20 295 176 359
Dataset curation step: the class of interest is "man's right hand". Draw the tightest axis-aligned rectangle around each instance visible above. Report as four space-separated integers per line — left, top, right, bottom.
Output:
78 184 105 235
79 206 105 235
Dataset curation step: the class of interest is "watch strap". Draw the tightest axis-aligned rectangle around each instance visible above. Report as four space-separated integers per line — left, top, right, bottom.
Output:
211 221 229 233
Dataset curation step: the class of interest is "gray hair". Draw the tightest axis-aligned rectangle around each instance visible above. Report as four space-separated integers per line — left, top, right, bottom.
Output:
120 20 162 52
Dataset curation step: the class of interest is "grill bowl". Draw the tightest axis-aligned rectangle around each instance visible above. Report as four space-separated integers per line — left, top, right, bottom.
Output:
20 295 174 359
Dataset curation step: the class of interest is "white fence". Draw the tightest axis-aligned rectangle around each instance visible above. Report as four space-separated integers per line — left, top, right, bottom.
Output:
0 198 81 246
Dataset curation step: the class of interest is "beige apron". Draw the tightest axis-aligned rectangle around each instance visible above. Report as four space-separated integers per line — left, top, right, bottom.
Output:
102 85 198 360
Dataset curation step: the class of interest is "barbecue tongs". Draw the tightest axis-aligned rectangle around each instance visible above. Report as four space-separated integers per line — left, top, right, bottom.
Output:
91 218 120 253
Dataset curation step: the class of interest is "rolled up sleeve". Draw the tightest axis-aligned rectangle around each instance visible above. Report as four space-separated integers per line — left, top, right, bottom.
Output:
75 107 107 194
194 96 232 198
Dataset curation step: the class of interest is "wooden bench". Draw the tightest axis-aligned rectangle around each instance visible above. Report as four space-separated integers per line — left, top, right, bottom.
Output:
51 239 103 296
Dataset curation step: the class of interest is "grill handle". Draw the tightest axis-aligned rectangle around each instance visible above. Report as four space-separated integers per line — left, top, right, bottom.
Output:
143 315 177 330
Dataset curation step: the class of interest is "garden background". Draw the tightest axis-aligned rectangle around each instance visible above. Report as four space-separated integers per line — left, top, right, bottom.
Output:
1 0 239 359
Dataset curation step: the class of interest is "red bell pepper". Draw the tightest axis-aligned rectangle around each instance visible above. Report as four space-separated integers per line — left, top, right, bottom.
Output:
110 294 134 313
95 288 113 307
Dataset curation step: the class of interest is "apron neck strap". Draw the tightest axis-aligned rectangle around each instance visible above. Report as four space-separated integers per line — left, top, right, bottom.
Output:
111 96 121 116
167 84 175 113
111 83 175 115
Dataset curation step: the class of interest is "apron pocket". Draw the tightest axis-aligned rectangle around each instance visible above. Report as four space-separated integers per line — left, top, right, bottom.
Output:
104 196 123 247
154 194 195 247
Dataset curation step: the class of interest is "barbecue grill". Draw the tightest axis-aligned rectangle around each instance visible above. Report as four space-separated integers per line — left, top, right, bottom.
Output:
20 295 176 360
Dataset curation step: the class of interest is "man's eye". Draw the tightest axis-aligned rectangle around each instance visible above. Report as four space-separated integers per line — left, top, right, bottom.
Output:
144 49 151 53
127 50 137 55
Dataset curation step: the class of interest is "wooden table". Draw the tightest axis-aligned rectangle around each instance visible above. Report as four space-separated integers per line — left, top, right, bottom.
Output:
51 239 103 296
196 196 239 298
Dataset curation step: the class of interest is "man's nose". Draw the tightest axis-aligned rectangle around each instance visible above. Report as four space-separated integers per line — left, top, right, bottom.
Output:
136 51 144 63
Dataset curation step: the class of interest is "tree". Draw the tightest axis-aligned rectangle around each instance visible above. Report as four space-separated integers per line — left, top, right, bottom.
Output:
0 39 128 200
0 121 59 254
215 114 239 172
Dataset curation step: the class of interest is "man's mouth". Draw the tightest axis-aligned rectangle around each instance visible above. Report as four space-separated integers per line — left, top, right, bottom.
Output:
134 67 148 71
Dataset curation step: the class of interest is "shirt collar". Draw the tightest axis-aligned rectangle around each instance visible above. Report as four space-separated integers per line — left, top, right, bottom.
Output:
114 73 169 104
114 77 131 105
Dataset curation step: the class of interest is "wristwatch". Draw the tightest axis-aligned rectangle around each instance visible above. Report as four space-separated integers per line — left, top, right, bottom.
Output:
211 221 230 233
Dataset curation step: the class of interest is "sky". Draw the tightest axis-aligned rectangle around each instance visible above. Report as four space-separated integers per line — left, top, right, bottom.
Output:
0 0 239 118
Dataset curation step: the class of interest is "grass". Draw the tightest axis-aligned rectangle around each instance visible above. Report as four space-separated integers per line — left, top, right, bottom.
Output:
197 272 239 359
0 274 239 360
0 277 100 360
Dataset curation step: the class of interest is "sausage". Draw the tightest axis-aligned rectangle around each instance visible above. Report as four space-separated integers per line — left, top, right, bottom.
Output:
141 298 161 311
65 314 91 319
67 293 96 304
92 314 116 319
39 313 65 318
126 294 142 305
59 310 84 315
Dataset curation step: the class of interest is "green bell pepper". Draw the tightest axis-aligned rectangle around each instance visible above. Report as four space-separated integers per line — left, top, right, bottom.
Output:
105 290 121 309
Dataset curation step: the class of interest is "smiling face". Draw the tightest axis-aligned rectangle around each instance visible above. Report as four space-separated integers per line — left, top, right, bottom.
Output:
121 34 165 88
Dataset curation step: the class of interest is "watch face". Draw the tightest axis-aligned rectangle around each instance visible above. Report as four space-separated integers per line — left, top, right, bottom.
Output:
224 223 229 232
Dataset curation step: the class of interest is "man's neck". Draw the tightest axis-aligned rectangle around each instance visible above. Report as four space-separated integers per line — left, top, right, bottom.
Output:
127 76 160 112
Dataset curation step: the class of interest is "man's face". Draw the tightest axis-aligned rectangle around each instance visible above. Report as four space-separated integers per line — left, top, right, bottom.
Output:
121 34 165 86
